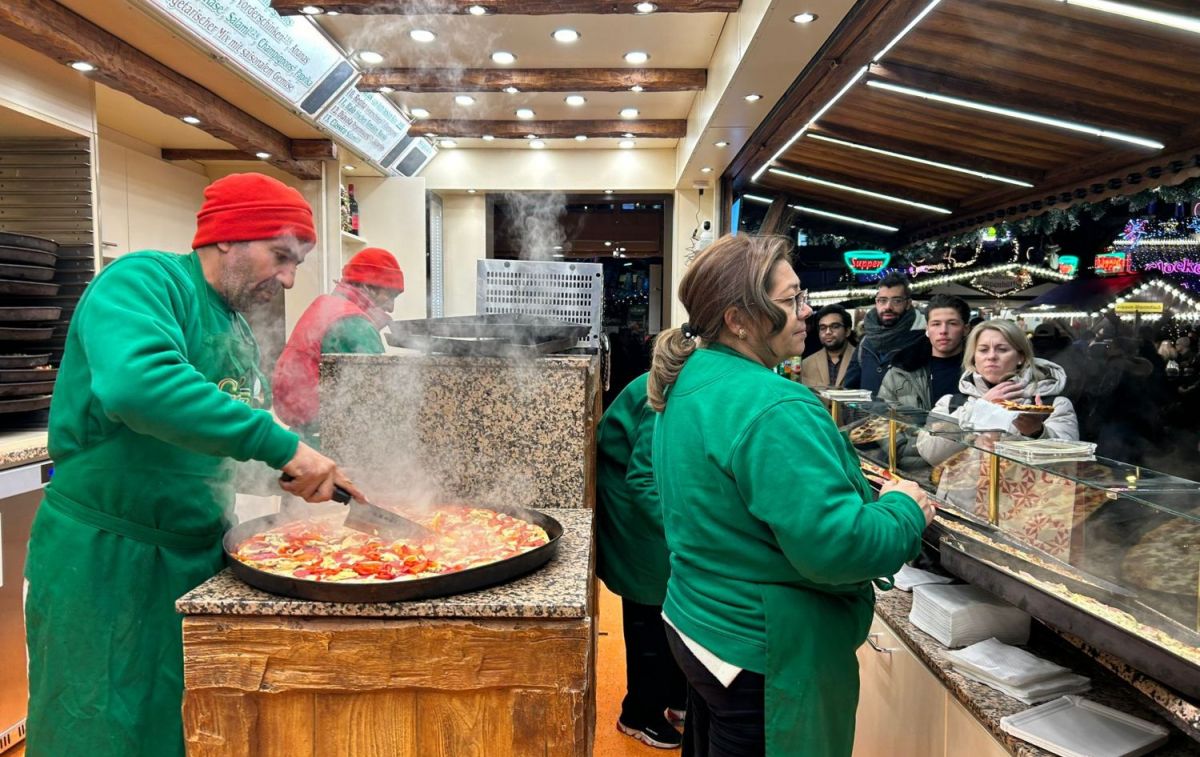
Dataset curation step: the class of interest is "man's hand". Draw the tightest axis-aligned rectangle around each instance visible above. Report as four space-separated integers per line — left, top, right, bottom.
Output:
880 477 936 527
279 443 365 503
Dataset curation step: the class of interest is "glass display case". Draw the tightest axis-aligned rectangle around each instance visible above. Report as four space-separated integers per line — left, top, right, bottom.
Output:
833 399 1200 699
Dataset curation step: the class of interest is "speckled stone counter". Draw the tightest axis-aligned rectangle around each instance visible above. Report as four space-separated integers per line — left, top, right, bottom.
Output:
873 587 1200 756
177 508 592 619
319 353 599 510
0 429 48 471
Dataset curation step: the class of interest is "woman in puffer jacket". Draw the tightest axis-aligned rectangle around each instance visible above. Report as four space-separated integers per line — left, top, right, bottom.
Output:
918 318 1079 467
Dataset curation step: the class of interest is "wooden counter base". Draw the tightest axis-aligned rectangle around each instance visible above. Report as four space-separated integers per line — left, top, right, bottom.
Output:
182 614 595 756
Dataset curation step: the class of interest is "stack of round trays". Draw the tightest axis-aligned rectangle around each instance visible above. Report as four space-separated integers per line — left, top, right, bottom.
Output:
0 232 66 426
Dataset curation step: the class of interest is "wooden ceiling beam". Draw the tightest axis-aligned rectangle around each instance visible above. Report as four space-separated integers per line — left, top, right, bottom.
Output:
0 0 322 181
273 0 739 14
869 63 1180 144
359 68 706 93
728 0 934 189
416 119 686 138
162 150 263 162
291 140 339 160
807 125 1046 186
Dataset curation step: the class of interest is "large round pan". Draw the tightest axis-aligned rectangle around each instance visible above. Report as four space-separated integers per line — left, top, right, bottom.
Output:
224 504 564 603
0 263 54 282
0 367 57 383
0 326 54 341
0 246 56 267
0 279 59 297
0 232 57 254
0 307 60 322
0 380 55 397
0 394 51 414
0 353 50 369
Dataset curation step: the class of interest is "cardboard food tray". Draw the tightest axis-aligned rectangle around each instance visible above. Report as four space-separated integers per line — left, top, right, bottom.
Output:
1000 695 1169 757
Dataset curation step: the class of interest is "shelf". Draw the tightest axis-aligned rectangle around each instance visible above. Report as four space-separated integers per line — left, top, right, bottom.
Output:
341 230 368 247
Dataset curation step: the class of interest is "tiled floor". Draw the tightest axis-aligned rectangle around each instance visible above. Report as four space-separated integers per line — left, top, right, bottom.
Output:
595 584 681 756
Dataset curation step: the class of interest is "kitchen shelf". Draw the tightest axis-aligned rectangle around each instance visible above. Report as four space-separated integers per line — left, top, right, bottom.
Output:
341 231 368 247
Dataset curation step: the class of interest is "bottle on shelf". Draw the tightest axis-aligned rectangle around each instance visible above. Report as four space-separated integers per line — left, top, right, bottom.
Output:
348 183 360 236
340 185 352 234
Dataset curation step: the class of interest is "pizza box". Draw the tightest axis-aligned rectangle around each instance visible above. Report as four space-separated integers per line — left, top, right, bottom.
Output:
1000 695 1169 757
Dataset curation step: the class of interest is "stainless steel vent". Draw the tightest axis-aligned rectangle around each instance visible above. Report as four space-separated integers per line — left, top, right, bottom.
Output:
476 259 603 349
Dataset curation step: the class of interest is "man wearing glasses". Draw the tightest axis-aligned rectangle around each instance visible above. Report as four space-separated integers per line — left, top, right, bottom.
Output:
800 304 853 389
844 273 926 395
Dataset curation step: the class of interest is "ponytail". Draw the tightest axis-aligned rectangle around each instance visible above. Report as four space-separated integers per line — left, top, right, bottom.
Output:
648 328 698 412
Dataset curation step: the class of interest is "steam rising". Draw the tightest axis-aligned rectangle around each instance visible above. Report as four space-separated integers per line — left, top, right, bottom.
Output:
501 192 568 261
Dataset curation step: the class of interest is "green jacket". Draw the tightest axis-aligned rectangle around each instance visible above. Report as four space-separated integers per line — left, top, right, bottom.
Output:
655 343 925 756
323 315 385 355
596 373 670 605
24 251 299 757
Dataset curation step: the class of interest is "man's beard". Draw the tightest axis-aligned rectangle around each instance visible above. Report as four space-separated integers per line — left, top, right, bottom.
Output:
221 257 281 313
824 337 846 352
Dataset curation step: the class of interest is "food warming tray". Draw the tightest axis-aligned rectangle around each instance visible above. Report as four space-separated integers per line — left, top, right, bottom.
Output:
224 504 564 603
385 314 591 356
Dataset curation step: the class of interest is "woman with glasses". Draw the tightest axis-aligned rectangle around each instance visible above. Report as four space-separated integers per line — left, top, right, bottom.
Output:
649 234 933 756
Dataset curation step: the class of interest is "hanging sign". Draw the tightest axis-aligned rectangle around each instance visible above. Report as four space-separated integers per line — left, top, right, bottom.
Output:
1057 255 1079 276
1141 258 1200 276
844 251 891 278
1094 252 1129 275
971 268 1032 297
141 0 354 114
1115 302 1164 314
318 89 414 171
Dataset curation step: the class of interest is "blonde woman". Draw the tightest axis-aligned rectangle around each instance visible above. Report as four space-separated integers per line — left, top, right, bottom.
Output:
649 234 932 756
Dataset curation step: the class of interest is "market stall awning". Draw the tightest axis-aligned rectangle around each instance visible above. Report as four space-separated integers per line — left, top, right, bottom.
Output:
1017 275 1142 312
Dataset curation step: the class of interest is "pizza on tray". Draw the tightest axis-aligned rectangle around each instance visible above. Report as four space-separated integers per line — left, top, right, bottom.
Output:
999 399 1055 414
233 506 550 583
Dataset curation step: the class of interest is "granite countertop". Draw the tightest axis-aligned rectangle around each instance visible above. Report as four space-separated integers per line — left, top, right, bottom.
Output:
874 587 1200 756
177 508 593 620
0 429 49 471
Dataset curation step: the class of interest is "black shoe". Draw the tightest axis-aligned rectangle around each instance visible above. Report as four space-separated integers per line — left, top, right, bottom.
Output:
617 714 683 749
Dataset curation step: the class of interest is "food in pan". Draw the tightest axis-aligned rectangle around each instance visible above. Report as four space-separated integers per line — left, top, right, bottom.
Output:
1120 518 1200 596
848 417 890 445
233 506 550 582
998 400 1055 414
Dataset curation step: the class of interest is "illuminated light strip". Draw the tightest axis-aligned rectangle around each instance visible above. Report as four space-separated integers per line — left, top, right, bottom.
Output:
909 263 1073 291
1059 0 1200 36
741 193 899 232
873 0 944 62
788 203 899 232
1113 238 1200 246
807 133 1034 187
866 80 1165 150
752 66 868 182
767 167 953 214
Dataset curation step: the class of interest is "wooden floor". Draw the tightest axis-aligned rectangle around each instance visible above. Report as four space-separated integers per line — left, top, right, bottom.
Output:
2 586 660 757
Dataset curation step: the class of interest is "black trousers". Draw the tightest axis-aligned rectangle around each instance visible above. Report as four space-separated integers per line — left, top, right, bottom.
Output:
666 625 766 757
620 598 689 724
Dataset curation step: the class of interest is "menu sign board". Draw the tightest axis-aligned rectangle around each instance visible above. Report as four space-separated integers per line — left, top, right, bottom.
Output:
1115 301 1164 314
318 88 412 171
141 0 353 114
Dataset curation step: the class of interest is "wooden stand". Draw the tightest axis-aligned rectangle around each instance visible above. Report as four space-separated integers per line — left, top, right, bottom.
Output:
182 614 595 756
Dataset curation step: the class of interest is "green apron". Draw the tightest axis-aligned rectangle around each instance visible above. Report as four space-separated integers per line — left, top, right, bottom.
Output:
24 254 273 757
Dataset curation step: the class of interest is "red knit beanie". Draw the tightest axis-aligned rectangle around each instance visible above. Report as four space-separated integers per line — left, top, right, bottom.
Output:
342 248 405 292
192 173 316 249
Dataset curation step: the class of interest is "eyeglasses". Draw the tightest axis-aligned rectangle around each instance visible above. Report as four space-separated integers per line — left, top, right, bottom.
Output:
875 296 909 307
818 323 846 332
772 289 810 317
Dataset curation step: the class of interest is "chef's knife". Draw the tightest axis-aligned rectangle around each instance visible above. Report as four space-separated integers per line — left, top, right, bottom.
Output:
279 474 432 541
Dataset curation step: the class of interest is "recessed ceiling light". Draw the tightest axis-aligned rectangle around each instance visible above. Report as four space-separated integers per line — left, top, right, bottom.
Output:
620 108 639 118
635 2 657 12
565 95 587 107
299 5 324 14
530 140 546 149
516 108 535 119
410 29 436 43
439 139 458 148
467 4 489 14
68 61 96 72
410 107 430 118
492 51 517 64
575 135 588 141
619 140 635 149
181 116 201 125
481 134 495 141
425 132 437 137
630 85 644 93
552 28 581 43
792 12 817 23
325 9 339 14
605 189 613 194
379 86 395 94
622 132 635 138
357 51 384 65
605 241 613 246
503 86 520 94
744 93 762 102
715 140 730 147
344 165 355 171
467 189 478 193
455 95 476 106
255 151 271 159
700 167 713 173
525 133 539 139
624 51 650 64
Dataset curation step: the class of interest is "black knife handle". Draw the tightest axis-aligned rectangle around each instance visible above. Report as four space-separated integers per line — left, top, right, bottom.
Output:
279 473 353 504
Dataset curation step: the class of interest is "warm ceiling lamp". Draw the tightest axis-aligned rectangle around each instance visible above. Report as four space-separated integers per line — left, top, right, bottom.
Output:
455 95 476 106
357 51 384 65
410 107 430 118
575 135 588 141
792 12 817 23
467 4 489 13
503 86 520 94
1056 0 1200 35
715 140 730 147
700 167 713 173
530 140 547 149
299 5 324 14
620 108 639 118
516 108 536 119
552 28 581 43
624 51 650 64
482 134 496 141
68 61 96 72
630 85 644 93
744 93 762 102
410 29 436 42
439 139 458 148
255 151 271 159
565 95 587 106
619 140 635 149
492 51 517 64
379 86 395 93
635 1 657 12
181 116 201 125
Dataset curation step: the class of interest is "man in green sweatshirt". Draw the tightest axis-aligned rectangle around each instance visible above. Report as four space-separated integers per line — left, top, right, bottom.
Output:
22 172 363 757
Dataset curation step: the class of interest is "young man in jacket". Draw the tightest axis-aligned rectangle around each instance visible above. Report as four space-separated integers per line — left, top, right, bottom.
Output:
878 294 970 410
274 247 405 447
800 304 852 389
23 173 363 757
844 273 926 394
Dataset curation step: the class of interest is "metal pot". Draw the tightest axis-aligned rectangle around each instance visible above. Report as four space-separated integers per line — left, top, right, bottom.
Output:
223 504 563 603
